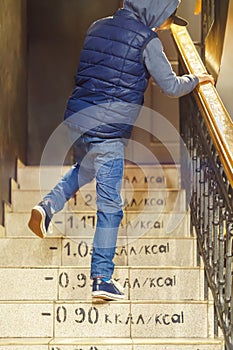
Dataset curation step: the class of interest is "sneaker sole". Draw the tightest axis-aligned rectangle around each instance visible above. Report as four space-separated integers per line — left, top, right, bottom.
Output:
92 291 125 301
28 206 46 238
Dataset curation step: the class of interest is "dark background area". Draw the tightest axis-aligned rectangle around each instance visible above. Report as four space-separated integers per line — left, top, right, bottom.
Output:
27 0 121 164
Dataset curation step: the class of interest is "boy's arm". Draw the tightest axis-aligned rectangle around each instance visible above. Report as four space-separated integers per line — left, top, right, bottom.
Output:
143 37 213 97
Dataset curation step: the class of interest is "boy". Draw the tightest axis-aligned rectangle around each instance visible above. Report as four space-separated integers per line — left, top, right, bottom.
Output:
28 0 214 301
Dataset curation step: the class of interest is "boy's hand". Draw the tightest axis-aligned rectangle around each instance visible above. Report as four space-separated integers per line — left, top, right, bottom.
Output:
197 73 215 85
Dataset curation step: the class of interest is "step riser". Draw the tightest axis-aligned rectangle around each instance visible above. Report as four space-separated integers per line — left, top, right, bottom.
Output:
12 189 186 213
0 238 62 267
56 302 213 338
0 302 213 338
17 166 180 190
133 346 222 350
5 212 190 238
0 224 5 237
0 268 204 301
0 347 48 350
127 268 203 301
0 337 224 350
0 345 223 350
0 238 196 267
52 347 131 350
126 238 196 267
0 303 53 338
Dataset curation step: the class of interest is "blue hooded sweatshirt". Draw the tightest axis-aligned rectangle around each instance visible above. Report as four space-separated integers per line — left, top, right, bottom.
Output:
64 0 199 138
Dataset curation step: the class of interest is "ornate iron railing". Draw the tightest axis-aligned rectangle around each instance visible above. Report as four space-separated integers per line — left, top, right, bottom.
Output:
172 25 233 349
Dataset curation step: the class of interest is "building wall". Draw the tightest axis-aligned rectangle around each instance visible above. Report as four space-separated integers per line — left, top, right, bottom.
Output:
215 0 233 119
0 0 27 223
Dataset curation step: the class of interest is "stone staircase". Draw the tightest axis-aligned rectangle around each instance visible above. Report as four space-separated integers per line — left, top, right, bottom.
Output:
0 161 224 350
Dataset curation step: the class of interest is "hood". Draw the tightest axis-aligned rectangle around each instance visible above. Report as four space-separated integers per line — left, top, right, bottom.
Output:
123 0 180 29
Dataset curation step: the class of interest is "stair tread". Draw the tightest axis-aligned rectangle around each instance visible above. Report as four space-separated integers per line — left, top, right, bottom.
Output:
0 338 51 345
0 300 210 304
17 164 181 169
0 337 223 345
0 265 202 269
52 337 223 344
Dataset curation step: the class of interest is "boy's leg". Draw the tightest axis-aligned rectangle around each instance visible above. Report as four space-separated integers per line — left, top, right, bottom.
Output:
42 162 94 213
28 134 95 238
90 139 124 281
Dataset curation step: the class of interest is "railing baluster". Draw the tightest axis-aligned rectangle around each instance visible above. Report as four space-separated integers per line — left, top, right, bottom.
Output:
180 95 233 348
218 200 225 312
172 25 233 348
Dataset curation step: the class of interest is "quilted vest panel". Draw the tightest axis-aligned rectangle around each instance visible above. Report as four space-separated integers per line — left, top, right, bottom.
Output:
64 9 157 138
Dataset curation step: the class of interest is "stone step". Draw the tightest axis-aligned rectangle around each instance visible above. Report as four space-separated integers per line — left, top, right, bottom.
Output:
0 237 196 267
0 224 5 237
125 237 197 267
0 266 204 301
5 211 190 238
71 188 186 213
12 188 186 213
0 338 50 350
0 238 62 267
0 337 224 350
132 338 224 350
17 164 180 190
51 338 133 350
0 300 214 338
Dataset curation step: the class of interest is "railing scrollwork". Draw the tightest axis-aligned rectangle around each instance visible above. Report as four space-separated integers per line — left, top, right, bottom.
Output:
172 25 233 349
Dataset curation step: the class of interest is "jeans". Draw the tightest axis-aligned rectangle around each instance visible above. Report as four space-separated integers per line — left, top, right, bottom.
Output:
43 130 124 279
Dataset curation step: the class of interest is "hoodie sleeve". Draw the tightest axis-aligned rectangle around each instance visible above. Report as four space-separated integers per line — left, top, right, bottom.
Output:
143 36 199 97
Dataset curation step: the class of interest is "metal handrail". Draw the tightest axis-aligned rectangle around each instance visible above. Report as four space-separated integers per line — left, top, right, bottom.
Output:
171 25 233 187
171 24 233 349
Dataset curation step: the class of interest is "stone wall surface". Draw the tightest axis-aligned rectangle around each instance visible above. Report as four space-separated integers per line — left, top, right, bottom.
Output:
0 0 27 223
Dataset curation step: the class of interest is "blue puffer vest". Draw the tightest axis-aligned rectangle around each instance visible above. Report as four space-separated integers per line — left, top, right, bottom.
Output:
64 9 157 139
